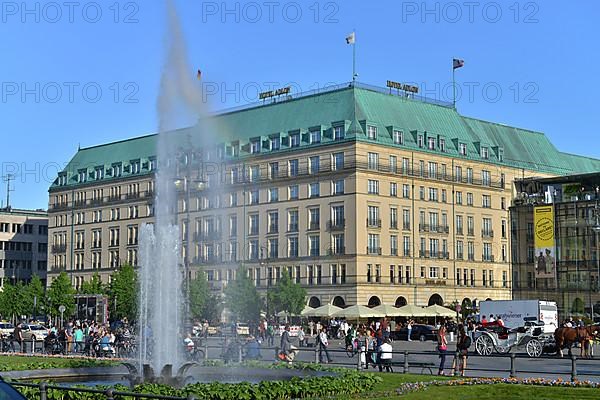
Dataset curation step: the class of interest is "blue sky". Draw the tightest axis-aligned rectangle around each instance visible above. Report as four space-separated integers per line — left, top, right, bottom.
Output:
1 0 599 210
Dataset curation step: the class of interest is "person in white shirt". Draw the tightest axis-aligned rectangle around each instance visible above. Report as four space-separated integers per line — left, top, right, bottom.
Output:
378 339 393 372
489 314 496 323
318 327 332 363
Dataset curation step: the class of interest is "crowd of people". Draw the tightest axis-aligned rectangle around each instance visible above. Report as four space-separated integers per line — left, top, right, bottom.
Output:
1 318 134 357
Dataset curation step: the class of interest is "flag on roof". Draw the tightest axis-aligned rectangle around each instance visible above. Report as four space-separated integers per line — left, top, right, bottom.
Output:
453 59 464 69
345 32 355 45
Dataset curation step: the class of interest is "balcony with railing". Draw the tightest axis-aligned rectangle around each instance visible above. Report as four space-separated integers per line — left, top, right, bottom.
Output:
367 246 382 255
482 229 494 238
419 224 449 234
482 254 495 262
51 244 67 254
328 246 346 255
419 250 449 259
367 218 382 228
327 219 346 231
307 221 320 231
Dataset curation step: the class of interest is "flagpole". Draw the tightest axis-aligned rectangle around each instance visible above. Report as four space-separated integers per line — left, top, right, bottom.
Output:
352 29 356 83
452 60 456 109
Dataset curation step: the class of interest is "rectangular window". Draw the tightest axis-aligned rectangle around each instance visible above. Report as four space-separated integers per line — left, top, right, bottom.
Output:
288 185 299 200
288 237 299 257
334 125 345 140
402 158 410 174
482 195 491 208
390 235 398 255
393 130 403 144
309 182 320 198
269 162 279 179
390 182 398 197
368 152 379 170
456 191 463 205
456 240 464 259
403 236 410 256
367 206 380 227
250 140 260 154
459 143 467 155
368 180 379 194
402 184 410 198
367 125 377 140
332 152 344 170
389 155 397 173
309 208 320 229
333 179 345 195
310 130 321 144
439 138 446 152
482 170 491 186
288 159 299 177
290 132 300 147
309 156 320 174
428 137 436 150
309 235 320 257
268 188 278 202
467 192 473 206
390 207 398 229
288 210 299 232
417 134 424 148
270 136 280 151
481 146 489 159
455 166 462 182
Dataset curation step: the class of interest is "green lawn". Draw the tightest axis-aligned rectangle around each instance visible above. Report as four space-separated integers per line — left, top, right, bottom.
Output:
0 355 116 372
346 373 600 400
398 384 599 400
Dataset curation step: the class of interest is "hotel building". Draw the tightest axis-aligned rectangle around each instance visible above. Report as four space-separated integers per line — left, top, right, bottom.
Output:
47 82 600 310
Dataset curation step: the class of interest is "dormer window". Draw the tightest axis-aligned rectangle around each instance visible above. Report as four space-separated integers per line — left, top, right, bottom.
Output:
334 126 345 140
459 143 467 156
111 163 122 177
417 134 424 148
131 160 141 174
95 166 104 180
427 137 436 150
149 158 157 171
58 174 67 186
393 130 403 144
78 169 87 183
270 137 280 151
367 125 377 140
290 132 300 147
310 130 321 144
439 138 446 152
481 146 489 159
250 139 261 154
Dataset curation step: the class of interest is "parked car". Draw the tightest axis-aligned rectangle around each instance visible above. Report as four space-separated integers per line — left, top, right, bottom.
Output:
391 324 438 342
0 322 15 337
236 323 250 336
21 324 48 341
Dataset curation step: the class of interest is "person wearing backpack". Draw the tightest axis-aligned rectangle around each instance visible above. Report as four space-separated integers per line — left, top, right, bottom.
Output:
454 325 471 376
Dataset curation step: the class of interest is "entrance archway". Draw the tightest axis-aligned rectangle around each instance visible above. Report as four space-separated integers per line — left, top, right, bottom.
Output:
395 296 407 307
367 296 381 307
308 296 321 308
332 296 346 308
428 293 443 306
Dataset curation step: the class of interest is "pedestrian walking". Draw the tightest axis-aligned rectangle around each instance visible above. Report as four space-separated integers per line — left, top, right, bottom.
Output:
318 327 332 363
437 324 448 375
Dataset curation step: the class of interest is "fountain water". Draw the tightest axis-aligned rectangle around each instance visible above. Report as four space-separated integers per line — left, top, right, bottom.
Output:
136 0 219 375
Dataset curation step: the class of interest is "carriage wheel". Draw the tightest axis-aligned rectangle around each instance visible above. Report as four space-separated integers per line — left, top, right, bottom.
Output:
475 335 494 356
526 339 543 358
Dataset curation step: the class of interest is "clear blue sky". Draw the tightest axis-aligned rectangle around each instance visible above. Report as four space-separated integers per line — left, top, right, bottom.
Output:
1 0 599 210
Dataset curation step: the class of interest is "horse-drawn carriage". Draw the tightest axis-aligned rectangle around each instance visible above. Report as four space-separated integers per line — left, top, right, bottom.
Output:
474 317 555 357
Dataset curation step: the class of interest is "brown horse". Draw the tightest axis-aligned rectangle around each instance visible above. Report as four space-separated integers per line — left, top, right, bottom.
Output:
554 326 600 358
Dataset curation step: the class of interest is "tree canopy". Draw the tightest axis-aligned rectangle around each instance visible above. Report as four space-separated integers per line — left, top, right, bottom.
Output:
267 272 307 316
108 264 138 322
224 267 262 323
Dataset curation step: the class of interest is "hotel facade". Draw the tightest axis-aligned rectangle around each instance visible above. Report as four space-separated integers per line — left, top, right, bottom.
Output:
47 82 600 311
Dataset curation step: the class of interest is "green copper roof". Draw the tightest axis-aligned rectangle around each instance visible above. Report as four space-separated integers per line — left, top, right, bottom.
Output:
52 82 600 189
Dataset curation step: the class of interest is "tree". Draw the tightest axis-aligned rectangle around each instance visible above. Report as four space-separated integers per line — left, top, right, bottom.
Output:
80 272 106 295
189 272 210 320
267 273 307 316
202 294 223 324
0 282 26 321
108 264 138 322
45 272 76 318
224 267 262 323
24 275 46 317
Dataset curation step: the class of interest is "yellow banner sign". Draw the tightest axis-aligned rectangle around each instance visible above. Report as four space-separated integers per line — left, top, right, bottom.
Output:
534 205 556 280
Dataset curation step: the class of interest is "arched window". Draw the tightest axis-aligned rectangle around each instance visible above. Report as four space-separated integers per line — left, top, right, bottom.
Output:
367 296 381 307
428 294 443 306
395 296 407 307
308 296 321 308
